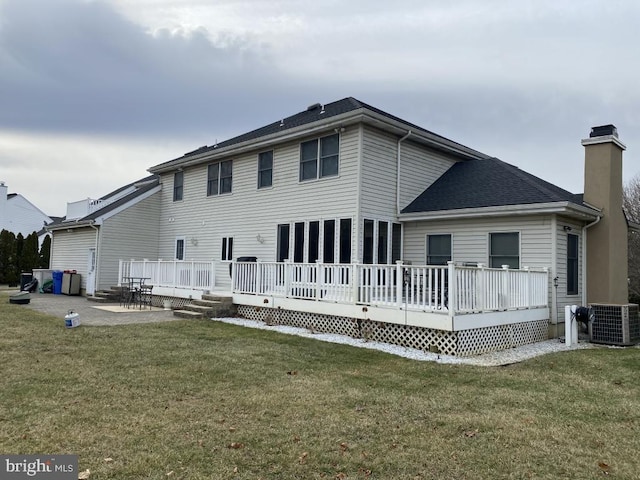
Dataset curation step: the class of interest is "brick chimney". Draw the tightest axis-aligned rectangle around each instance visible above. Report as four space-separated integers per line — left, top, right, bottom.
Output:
582 125 629 304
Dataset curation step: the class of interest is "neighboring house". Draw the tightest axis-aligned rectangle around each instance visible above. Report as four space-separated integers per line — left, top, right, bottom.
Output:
0 181 52 237
46 175 161 295
69 98 634 355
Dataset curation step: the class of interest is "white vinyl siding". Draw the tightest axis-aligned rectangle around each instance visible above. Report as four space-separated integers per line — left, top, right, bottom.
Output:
157 127 360 288
359 124 458 218
99 193 161 290
403 216 552 270
50 227 97 291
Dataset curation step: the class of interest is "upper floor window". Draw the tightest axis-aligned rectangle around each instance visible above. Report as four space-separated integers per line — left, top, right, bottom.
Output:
489 232 519 269
427 234 452 265
300 133 339 181
173 171 183 202
258 151 273 189
208 160 232 196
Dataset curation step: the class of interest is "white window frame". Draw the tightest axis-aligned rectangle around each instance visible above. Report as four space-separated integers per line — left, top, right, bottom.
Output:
257 150 273 189
488 231 520 269
221 237 234 262
173 171 183 202
299 133 340 182
426 233 453 266
207 160 233 196
175 236 186 260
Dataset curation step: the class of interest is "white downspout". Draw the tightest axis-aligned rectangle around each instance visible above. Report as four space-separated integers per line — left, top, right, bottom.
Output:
89 221 99 295
550 215 558 325
396 131 412 216
581 214 602 306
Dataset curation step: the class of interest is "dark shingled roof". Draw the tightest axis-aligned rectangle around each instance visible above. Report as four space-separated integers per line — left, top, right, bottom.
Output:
402 158 585 213
171 97 477 162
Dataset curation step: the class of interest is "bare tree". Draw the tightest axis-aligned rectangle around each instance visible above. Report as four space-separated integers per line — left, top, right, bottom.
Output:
623 174 640 303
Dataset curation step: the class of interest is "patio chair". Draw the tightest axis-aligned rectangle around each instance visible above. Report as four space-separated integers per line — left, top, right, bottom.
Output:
138 283 153 310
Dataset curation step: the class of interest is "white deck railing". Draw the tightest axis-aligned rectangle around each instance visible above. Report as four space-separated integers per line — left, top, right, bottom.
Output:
118 259 215 292
232 261 548 315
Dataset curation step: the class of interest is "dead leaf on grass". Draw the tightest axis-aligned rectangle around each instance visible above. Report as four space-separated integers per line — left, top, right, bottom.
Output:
340 442 349 452
78 469 91 479
335 473 347 479
228 442 245 449
463 429 478 438
299 452 308 464
598 462 611 475
103 457 113 463
293 435 301 443
229 427 236 432
166 471 174 477
287 370 298 375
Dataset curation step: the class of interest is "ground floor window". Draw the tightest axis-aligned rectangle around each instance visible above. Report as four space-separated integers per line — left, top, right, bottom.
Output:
221 237 234 261
427 234 452 265
175 237 185 260
363 219 402 264
277 218 352 263
567 233 579 295
489 232 519 268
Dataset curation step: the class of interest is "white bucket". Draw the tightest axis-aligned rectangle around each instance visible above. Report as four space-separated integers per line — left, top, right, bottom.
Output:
64 311 80 328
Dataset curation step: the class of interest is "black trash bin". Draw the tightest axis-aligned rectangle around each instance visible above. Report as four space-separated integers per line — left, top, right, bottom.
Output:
230 256 258 277
20 273 33 291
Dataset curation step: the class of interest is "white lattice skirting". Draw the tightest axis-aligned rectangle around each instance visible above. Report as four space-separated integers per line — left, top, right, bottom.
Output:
236 305 549 357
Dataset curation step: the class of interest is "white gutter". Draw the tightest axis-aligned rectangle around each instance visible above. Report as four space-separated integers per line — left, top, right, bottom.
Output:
396 131 412 215
551 214 558 324
399 201 600 222
581 213 602 306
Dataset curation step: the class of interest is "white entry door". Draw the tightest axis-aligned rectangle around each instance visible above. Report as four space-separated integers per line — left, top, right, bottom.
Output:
86 248 96 295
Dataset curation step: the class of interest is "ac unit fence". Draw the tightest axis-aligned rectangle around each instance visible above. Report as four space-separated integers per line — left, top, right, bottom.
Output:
589 303 640 346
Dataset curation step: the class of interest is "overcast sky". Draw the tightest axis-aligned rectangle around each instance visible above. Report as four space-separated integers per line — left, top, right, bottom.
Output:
1 0 639 217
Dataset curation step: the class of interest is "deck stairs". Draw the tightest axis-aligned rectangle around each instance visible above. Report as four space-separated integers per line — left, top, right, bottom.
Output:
173 294 236 320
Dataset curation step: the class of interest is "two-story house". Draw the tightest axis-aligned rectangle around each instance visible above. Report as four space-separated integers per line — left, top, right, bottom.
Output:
50 98 634 355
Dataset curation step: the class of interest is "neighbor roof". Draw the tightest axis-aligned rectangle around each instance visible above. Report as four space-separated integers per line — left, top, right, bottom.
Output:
47 175 160 229
402 158 587 213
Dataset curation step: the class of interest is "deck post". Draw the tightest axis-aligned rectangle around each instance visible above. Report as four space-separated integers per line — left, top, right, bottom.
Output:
117 260 123 286
501 265 510 310
395 261 403 309
524 266 530 309
447 261 456 314
477 263 486 312
255 259 262 295
352 262 359 304
284 259 292 298
315 261 321 301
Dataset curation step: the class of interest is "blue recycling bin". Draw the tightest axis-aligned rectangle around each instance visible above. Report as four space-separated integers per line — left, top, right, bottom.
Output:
52 270 63 295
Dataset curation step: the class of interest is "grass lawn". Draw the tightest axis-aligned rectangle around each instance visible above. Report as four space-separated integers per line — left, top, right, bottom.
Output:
1 296 639 479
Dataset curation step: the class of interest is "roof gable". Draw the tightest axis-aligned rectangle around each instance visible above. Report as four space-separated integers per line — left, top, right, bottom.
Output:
402 158 585 213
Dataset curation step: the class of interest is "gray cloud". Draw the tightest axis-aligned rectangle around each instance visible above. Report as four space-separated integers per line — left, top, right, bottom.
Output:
1 0 639 215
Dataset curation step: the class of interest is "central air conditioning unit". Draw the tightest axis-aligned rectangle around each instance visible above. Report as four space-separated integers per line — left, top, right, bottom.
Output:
589 304 640 346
